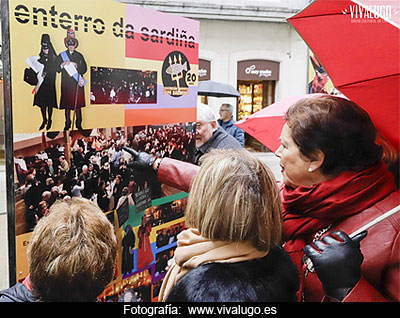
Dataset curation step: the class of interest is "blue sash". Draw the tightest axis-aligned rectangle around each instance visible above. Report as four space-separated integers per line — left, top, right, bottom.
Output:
60 51 86 87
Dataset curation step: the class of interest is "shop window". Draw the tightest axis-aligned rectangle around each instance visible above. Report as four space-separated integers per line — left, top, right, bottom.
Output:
237 80 275 151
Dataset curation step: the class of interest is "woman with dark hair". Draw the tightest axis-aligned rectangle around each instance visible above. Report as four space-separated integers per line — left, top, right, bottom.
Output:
34 34 58 130
276 95 399 302
126 95 399 302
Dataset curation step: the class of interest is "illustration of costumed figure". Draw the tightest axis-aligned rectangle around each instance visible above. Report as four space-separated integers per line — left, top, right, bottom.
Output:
33 34 58 131
308 55 329 94
56 29 87 131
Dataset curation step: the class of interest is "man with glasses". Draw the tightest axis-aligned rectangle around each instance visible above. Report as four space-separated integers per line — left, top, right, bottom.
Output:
193 103 242 164
218 103 245 147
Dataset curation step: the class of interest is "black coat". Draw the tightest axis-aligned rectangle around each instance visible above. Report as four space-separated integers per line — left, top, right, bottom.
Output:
33 52 58 108
166 246 299 302
56 50 87 110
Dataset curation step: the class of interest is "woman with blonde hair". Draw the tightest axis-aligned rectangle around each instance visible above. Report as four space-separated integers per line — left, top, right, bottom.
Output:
159 149 298 302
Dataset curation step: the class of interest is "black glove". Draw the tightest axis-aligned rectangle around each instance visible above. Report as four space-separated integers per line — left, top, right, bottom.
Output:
303 230 367 300
123 146 156 170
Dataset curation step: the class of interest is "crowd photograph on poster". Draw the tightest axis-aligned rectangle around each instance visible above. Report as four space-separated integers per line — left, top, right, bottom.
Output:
90 67 157 105
13 125 193 295
13 123 194 236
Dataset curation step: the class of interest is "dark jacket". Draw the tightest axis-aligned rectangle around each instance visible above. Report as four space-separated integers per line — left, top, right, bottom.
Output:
34 52 58 108
56 50 87 110
166 246 299 302
0 283 35 302
218 117 245 147
194 127 242 164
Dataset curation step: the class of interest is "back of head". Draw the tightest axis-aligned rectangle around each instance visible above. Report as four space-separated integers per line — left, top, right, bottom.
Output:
285 95 383 176
28 197 117 302
185 149 282 252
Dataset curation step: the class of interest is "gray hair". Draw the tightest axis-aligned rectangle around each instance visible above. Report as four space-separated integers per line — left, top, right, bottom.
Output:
221 103 234 114
197 103 217 123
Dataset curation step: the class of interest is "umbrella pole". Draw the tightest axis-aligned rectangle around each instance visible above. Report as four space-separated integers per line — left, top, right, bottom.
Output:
303 204 400 272
349 204 400 238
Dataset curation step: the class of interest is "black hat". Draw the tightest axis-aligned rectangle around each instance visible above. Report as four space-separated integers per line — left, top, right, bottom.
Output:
41 34 51 50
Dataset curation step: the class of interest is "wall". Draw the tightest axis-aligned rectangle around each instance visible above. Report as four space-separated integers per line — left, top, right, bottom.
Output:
198 18 308 118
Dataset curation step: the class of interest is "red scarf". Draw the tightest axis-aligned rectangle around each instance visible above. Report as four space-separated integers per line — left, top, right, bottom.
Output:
282 161 397 270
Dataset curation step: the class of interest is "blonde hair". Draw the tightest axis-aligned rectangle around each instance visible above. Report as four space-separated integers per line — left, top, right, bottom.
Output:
185 149 282 252
28 197 117 302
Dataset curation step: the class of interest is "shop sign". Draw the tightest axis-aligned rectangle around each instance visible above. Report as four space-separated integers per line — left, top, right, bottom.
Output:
199 59 210 81
237 60 279 81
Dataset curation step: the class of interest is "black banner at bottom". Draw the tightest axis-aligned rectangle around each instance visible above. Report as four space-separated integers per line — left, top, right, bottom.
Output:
1 302 398 316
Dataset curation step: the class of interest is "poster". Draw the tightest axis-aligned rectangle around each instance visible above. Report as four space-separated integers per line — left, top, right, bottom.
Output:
307 50 337 95
7 0 199 301
10 0 198 133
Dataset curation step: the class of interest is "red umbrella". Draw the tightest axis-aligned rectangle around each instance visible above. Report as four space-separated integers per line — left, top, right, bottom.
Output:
235 94 324 152
287 0 400 151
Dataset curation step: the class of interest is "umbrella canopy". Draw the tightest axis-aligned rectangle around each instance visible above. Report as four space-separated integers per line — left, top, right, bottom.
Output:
235 94 324 152
288 0 400 151
198 80 241 98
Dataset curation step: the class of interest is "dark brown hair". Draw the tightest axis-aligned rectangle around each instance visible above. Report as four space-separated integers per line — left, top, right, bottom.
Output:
284 95 382 176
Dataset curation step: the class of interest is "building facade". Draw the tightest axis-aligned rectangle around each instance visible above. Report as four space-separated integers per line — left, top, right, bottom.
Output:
121 0 311 149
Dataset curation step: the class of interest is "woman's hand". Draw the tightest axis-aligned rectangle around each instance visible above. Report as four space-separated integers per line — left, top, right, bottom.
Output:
304 230 367 300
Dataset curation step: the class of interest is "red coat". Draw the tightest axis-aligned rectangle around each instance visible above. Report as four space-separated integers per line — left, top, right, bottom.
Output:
157 157 400 302
301 190 400 302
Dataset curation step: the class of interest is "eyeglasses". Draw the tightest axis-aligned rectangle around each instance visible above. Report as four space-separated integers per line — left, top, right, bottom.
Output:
220 109 230 112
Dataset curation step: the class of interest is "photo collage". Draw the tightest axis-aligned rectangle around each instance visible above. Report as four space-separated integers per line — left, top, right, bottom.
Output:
14 123 195 298
9 0 199 299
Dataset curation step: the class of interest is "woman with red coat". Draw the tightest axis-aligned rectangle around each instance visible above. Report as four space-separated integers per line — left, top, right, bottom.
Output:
123 95 399 302
275 95 399 302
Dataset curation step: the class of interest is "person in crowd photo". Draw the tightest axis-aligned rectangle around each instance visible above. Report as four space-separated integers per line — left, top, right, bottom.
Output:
0 198 117 302
130 94 400 302
158 149 298 302
218 103 245 147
